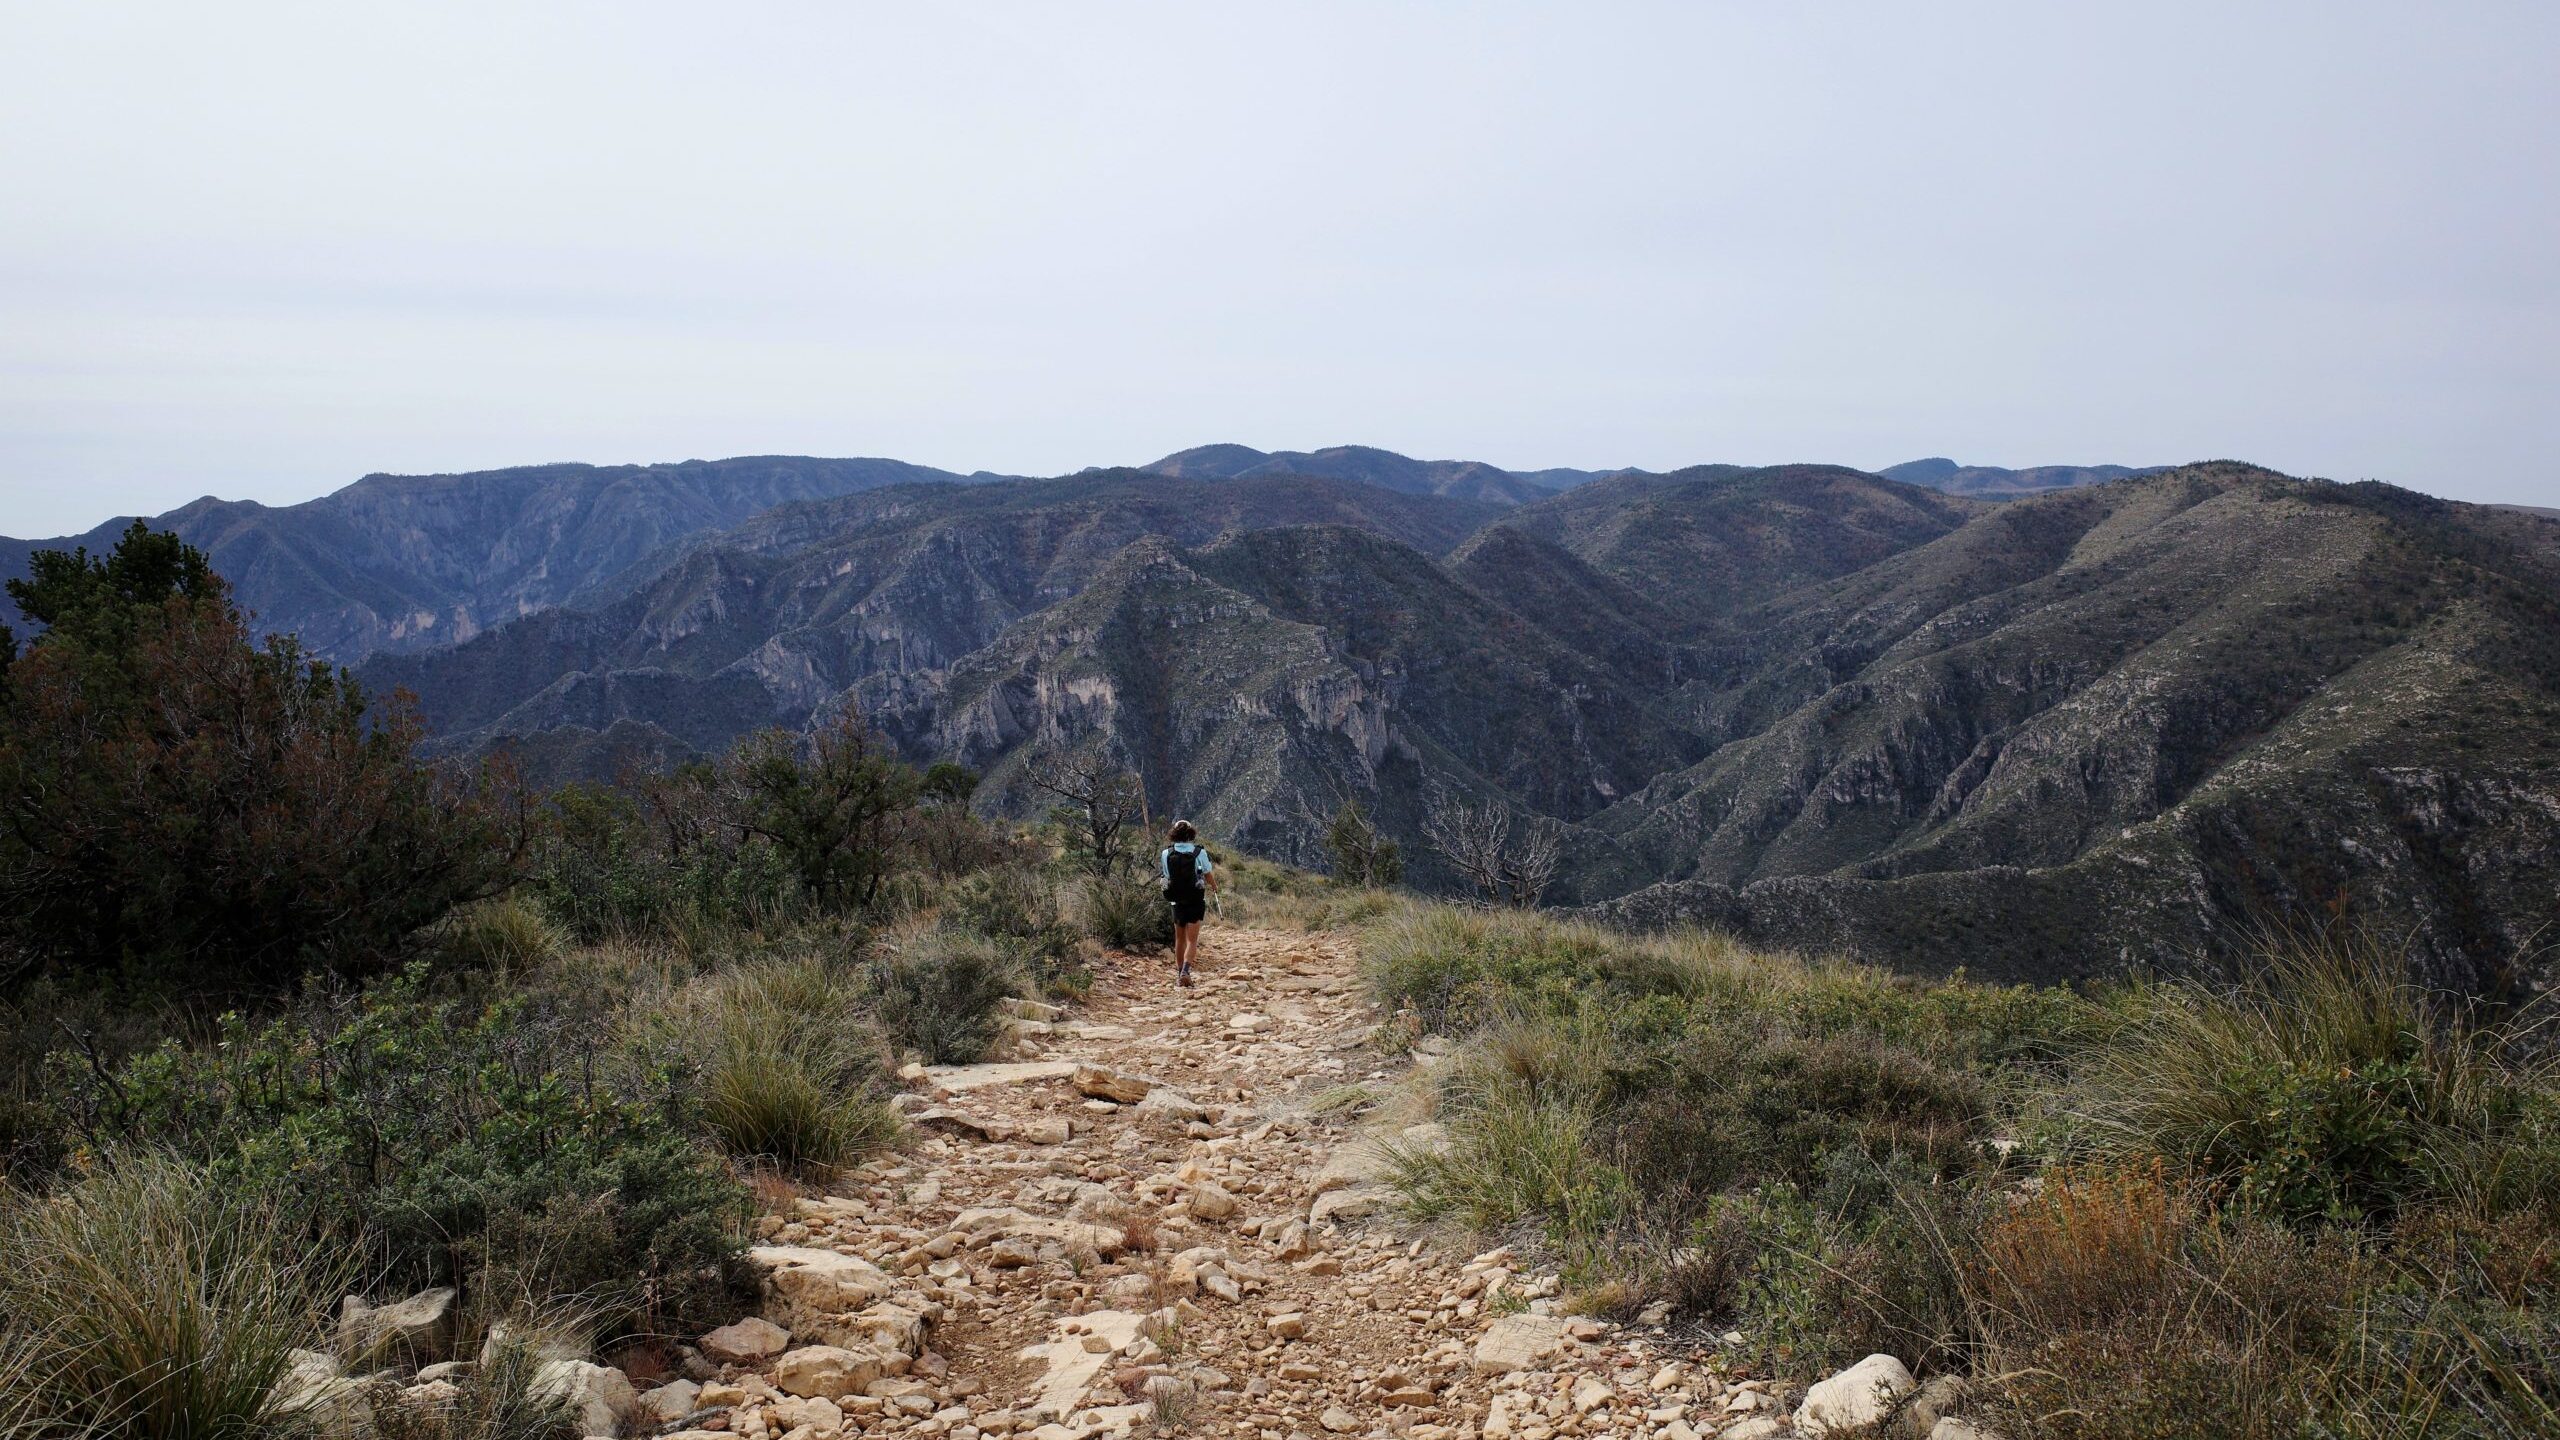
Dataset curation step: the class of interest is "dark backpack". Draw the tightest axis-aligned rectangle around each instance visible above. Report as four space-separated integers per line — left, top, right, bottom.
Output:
1163 846 1203 902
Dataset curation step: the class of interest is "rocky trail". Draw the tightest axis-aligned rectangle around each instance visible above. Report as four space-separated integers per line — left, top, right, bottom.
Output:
626 926 1948 1440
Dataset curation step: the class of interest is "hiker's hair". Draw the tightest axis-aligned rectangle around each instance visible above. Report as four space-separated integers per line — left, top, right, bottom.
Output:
1168 819 1197 844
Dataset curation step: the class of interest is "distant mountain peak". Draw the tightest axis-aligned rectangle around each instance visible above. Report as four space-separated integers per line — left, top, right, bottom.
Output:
1881 457 2164 498
1133 442 1612 505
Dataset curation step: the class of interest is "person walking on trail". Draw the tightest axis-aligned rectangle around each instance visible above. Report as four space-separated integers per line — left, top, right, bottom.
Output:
1159 819 1217 988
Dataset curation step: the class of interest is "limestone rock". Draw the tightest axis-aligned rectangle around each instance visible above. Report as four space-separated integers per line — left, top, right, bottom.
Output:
1187 1180 1238 1220
1310 1186 1388 1223
700 1315 791 1364
270 1348 363 1424
478 1319 586 1369
952 1205 1128 1257
338 1286 457 1362
1310 1140 1392 1194
1072 1063 1155 1104
1472 1313 1572 1374
398 1378 463 1410
639 1379 703 1424
1019 1310 1149 1418
774 1344 890 1399
1018 1116 1074 1145
822 1301 931 1356
529 1360 636 1438
1132 1088 1209 1128
1901 1375 1967 1437
750 1246 898 1328
1795 1354 1915 1436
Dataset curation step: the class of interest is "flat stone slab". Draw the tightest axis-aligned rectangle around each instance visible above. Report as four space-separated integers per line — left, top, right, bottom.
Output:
1019 1310 1151 1419
1310 1185 1391 1223
924 1061 1079 1092
952 1206 1129 1256
1311 1139 1394 1193
1474 1313 1574 1375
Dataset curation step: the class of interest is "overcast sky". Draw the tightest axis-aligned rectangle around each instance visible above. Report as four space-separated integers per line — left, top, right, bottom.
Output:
3 2 2555 535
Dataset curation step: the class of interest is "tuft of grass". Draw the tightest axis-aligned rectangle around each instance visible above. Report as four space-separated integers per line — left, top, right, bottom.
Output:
1080 870 1175 952
1143 1376 1200 1433
1392 1015 1627 1237
690 955 901 1171
1114 1204 1162 1254
2064 929 2560 1226
871 927 1026 1064
431 894 569 973
0 1152 357 1439
1220 853 1413 932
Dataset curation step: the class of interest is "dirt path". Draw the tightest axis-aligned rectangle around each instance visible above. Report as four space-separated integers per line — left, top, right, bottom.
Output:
651 927 1769 1440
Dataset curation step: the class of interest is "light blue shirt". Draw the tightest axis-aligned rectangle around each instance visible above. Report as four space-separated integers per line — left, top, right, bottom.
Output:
1158 843 1213 883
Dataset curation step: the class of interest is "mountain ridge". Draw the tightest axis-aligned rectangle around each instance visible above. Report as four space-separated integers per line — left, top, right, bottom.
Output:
4 445 2153 663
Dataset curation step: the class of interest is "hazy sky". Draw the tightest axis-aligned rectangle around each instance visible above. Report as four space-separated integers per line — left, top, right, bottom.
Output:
4 2 2555 536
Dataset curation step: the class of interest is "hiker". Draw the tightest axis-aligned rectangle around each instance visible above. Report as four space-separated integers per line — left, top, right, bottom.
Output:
1159 819 1217 987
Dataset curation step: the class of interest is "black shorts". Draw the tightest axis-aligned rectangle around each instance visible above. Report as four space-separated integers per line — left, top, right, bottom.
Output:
1169 894 1207 926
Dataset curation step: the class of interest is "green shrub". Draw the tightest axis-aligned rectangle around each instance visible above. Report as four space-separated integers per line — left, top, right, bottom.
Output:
689 956 900 1171
530 714 930 945
0 1152 355 1439
89 966 749 1336
2065 931 2560 1225
1081 870 1174 952
1323 800 1403 887
530 780 803 943
431 894 568 973
1611 1017 1994 1207
871 929 1024 1064
0 523 523 992
1393 1026 1626 1237
942 868 1082 990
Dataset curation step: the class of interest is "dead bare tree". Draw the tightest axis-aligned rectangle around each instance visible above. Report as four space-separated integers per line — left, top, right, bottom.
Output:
1421 784 1560 908
1027 751 1149 879
1502 815 1561 909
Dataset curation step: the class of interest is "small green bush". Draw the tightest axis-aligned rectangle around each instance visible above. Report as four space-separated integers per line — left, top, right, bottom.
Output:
1081 870 1174 952
942 868 1082 989
871 929 1024 1064
530 781 804 943
1393 1029 1625 1236
431 894 568 972
2066 932 2560 1225
88 966 749 1336
689 956 900 1171
0 1152 354 1439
